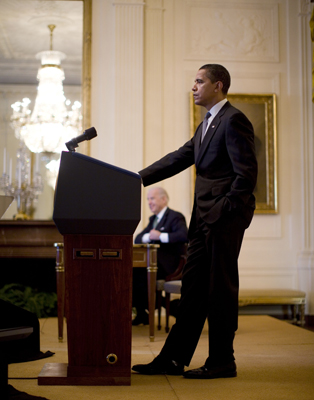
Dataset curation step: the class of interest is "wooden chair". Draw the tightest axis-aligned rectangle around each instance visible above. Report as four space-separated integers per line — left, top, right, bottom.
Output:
163 280 182 332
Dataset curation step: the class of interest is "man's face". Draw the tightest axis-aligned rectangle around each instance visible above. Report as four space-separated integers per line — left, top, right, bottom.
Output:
147 189 167 215
192 69 218 110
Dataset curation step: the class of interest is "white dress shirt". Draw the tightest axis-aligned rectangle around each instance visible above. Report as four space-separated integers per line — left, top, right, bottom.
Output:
141 206 169 243
203 98 228 136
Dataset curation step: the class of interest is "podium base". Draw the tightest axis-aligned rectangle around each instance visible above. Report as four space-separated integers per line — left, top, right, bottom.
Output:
38 363 131 386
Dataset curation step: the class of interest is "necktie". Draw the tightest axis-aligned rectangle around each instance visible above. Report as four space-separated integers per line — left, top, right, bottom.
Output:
153 216 158 229
201 111 211 144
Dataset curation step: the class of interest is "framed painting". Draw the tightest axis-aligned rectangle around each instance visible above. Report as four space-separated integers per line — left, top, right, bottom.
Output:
190 93 278 214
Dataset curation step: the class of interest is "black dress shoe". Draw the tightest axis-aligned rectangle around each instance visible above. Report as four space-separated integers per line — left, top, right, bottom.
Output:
132 313 149 326
132 358 184 375
183 361 237 379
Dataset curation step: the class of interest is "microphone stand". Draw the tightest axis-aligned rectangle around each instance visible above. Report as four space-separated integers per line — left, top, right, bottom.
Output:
65 127 97 152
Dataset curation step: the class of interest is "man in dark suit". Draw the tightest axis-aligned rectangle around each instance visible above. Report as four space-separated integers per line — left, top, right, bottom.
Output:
132 187 188 325
132 64 257 378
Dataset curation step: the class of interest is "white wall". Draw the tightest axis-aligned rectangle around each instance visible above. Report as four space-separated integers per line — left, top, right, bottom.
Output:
91 0 314 314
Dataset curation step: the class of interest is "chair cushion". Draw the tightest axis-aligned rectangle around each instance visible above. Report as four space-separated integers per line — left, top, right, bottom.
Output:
156 280 165 291
239 289 305 298
238 289 306 306
164 280 182 294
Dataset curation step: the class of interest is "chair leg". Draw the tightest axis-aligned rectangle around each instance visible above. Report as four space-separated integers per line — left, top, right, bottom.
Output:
165 292 171 333
292 305 297 325
157 290 162 330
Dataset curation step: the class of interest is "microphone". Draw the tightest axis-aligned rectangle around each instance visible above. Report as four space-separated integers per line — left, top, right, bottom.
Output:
65 127 97 151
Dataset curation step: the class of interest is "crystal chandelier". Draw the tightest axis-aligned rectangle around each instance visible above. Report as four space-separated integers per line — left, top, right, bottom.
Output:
10 24 82 154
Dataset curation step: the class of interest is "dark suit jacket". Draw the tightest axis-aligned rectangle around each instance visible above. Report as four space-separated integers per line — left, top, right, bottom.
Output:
139 102 258 230
135 207 188 276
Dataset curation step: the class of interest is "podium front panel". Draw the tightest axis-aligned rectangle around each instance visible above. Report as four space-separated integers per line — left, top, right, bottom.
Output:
65 234 132 384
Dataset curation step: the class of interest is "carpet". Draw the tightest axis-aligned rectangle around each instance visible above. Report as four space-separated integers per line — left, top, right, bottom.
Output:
8 351 55 365
7 384 50 400
7 316 314 400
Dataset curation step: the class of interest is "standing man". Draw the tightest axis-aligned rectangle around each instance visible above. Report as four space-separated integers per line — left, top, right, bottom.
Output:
132 64 257 378
133 187 188 325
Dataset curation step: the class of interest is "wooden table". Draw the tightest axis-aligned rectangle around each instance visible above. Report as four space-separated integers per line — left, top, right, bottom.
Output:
55 242 159 343
0 220 62 258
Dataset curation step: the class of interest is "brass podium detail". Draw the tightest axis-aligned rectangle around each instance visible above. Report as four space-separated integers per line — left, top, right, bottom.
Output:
73 249 96 259
106 354 118 364
99 249 122 259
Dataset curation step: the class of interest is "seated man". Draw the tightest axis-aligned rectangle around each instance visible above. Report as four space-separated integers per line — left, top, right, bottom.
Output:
133 187 188 325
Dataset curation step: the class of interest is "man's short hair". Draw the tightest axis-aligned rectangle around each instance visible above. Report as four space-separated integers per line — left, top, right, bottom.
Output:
150 187 169 201
199 64 231 95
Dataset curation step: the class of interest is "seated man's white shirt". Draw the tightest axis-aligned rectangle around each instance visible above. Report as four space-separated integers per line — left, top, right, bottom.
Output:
142 206 169 243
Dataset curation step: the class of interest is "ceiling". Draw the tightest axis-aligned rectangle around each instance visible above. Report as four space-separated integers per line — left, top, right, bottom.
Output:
0 0 83 86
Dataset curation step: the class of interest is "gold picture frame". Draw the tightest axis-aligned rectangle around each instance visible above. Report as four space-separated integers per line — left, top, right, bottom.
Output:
190 93 278 214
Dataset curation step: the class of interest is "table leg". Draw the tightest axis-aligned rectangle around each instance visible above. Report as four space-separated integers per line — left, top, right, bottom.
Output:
147 247 158 342
55 243 65 342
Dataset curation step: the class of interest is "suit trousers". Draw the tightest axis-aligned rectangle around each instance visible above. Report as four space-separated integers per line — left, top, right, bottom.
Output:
159 207 248 367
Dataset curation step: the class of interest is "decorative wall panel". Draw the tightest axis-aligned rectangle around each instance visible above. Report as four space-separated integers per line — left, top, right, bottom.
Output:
184 1 279 62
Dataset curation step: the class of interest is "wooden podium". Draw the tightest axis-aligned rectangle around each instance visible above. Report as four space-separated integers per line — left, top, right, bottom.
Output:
38 151 141 386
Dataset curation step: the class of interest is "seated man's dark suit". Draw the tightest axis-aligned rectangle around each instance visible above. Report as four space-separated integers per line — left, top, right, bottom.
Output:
135 207 188 277
133 207 188 316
